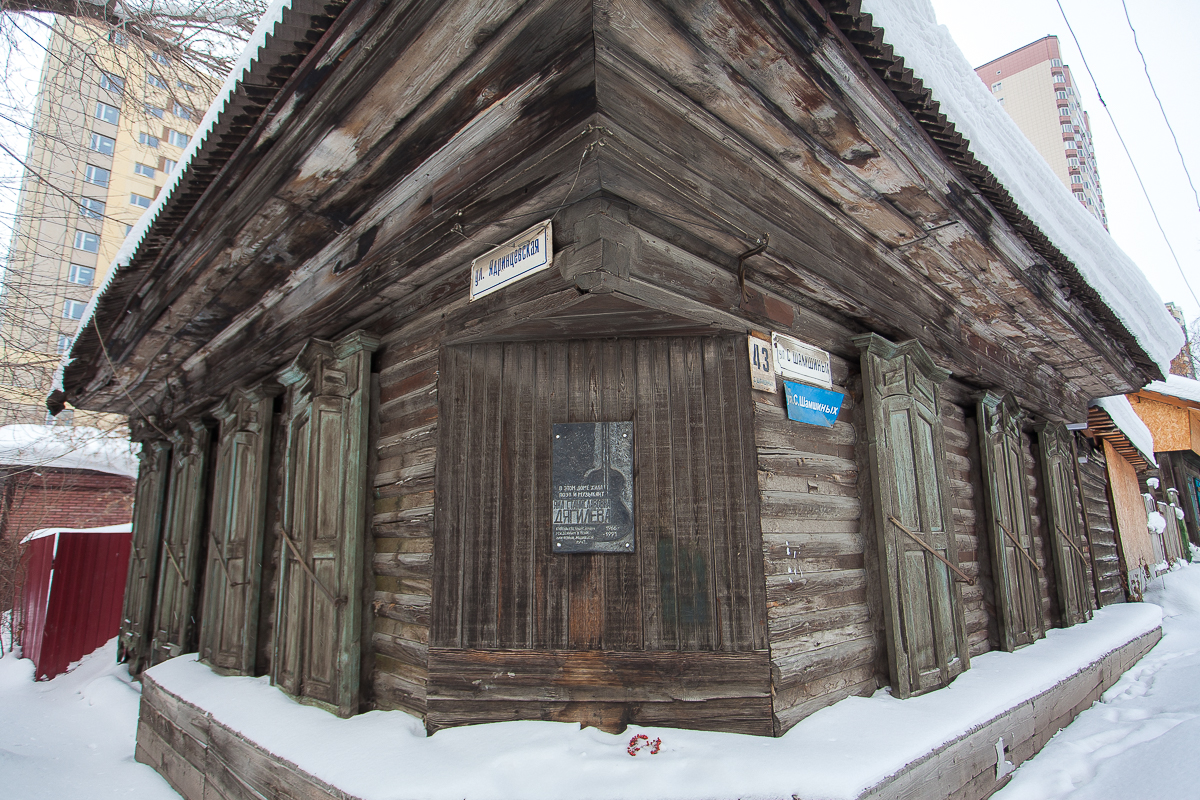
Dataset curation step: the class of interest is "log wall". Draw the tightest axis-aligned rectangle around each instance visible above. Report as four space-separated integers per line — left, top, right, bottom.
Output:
369 335 439 717
941 395 991 658
1078 437 1124 607
756 355 875 732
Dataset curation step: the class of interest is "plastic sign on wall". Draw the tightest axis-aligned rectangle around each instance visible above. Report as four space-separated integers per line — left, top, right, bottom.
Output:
469 220 553 300
748 334 776 392
772 332 832 389
783 381 845 428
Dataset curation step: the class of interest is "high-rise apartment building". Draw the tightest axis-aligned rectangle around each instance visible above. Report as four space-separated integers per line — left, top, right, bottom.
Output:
975 36 1107 228
0 18 214 426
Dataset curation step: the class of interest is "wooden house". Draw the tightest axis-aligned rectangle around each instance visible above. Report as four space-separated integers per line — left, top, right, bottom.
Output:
51 0 1181 769
1085 399 1164 597
1129 376 1200 547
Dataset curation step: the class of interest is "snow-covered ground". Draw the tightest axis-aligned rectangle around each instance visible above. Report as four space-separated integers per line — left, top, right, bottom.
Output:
995 563 1200 799
0 638 179 799
4 565 1200 799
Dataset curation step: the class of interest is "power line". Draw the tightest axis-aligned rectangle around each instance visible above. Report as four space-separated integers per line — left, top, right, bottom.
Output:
1054 0 1200 310
1119 0 1200 213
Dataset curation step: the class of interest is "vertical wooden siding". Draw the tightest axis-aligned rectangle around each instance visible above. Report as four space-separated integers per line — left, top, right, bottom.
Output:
432 337 767 652
421 336 771 734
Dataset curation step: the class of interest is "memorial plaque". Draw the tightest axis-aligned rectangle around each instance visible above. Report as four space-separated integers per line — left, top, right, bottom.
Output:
552 422 635 553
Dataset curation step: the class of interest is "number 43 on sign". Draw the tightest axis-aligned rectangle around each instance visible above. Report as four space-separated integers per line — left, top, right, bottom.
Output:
748 334 776 392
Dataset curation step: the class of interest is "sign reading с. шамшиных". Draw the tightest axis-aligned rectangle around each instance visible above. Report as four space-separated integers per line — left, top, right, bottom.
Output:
772 332 832 389
469 220 553 300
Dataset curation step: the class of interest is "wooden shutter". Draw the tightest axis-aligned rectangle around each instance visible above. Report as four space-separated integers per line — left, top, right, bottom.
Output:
273 331 378 717
118 438 171 674
1034 422 1093 626
977 392 1044 650
198 382 281 674
150 421 212 665
855 334 968 698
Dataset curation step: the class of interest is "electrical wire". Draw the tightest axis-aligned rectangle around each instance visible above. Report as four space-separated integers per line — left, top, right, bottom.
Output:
1054 0 1200 310
1119 0 1200 213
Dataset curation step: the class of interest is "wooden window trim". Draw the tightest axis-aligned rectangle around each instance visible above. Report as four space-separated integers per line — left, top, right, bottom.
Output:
977 391 1045 650
854 333 969 698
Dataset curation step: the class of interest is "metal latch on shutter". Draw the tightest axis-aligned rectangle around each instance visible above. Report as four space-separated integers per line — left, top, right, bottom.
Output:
889 515 975 585
279 527 345 607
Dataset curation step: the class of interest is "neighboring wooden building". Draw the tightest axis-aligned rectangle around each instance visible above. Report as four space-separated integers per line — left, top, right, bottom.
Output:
1086 400 1161 598
1129 376 1200 547
50 0 1180 779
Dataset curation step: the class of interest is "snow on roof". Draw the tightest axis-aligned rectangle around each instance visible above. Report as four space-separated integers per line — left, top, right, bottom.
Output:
53 0 295 393
20 522 133 545
860 0 1185 376
0 425 139 478
1092 395 1157 466
1143 374 1200 405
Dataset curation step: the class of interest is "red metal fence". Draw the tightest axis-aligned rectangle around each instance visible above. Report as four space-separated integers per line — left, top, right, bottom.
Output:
19 529 131 679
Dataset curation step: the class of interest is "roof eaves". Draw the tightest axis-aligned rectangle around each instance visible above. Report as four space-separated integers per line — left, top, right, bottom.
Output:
50 0 352 416
817 0 1162 384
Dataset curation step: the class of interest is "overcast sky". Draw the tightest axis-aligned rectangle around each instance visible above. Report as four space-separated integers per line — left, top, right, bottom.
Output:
929 0 1200 329
1 2 1196 337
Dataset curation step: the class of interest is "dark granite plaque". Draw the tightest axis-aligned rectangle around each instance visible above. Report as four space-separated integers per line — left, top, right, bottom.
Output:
552 421 634 553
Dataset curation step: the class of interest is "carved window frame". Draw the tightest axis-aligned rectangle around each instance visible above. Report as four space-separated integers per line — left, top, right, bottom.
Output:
977 392 1044 650
854 333 969 698
272 330 378 717
1034 421 1093 626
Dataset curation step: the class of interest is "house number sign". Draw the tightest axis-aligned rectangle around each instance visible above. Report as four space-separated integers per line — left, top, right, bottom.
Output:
552 422 635 553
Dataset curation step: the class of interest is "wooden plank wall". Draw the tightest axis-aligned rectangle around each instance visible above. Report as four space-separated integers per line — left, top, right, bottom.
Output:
759 366 996 732
424 336 771 734
1077 437 1125 607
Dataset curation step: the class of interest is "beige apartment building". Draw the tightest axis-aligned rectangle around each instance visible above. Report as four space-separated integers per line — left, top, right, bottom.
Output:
1 18 214 425
975 36 1107 228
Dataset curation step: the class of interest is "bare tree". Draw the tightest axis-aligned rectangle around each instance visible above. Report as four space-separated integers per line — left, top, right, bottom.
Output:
2 1 266 77
0 2 266 427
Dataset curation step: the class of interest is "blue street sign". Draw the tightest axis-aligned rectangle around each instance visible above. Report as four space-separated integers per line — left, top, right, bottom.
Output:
783 380 845 427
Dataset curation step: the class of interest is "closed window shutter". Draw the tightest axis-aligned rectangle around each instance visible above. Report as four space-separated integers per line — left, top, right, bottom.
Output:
978 392 1044 650
1035 422 1094 626
855 334 969 698
119 439 171 674
151 421 212 665
273 331 378 717
199 382 281 674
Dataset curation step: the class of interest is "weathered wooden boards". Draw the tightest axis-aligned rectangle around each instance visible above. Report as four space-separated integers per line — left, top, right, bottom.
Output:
199 383 281 675
274 332 378 717
425 337 768 733
856 334 969 699
63 0 1158 427
977 393 1044 651
85 0 1159 756
151 423 211 666
135 677 357 800
1035 423 1095 627
1077 439 1124 607
119 439 171 674
756 353 877 732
